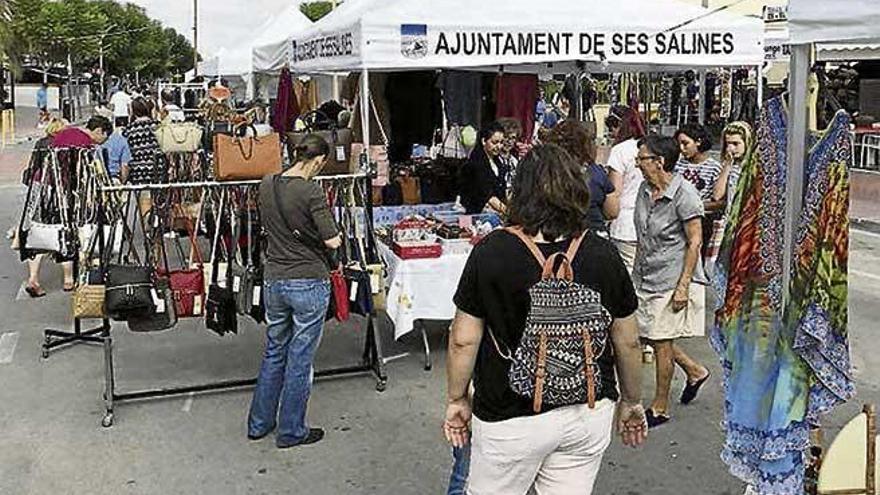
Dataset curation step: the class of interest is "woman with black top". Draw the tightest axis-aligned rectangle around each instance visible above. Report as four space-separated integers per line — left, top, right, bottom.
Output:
248 134 342 449
458 121 509 215
122 98 161 185
445 144 647 494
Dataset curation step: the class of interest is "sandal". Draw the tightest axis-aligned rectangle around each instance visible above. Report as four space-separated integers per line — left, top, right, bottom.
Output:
63 282 75 292
681 371 711 405
646 409 671 429
25 285 47 298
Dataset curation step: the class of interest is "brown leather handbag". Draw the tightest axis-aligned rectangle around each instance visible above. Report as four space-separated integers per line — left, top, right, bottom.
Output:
213 131 282 181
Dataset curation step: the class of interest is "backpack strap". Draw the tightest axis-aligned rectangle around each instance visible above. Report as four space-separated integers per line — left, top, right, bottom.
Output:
540 230 588 281
504 227 546 266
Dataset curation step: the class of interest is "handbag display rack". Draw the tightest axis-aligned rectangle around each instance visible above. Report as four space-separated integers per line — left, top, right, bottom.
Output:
92 173 389 428
17 147 115 358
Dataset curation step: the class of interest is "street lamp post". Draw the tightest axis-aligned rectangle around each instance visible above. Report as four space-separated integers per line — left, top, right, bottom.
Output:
193 0 199 76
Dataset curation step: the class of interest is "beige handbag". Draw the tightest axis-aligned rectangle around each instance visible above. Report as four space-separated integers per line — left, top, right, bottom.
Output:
73 284 106 319
156 121 204 153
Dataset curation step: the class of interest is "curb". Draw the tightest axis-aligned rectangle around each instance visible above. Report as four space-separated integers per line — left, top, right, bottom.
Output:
852 217 880 235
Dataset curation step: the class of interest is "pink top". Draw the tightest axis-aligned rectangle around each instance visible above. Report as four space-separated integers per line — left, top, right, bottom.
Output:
51 127 94 148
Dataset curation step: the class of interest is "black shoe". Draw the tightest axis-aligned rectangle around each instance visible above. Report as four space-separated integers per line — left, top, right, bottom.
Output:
248 430 272 441
276 428 325 449
645 409 671 429
680 371 711 405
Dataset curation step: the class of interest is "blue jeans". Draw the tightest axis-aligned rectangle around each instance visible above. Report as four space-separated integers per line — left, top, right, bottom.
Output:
447 443 472 495
248 279 330 444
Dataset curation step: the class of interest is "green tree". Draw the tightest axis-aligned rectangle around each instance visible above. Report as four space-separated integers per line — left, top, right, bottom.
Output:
300 1 337 22
5 0 196 79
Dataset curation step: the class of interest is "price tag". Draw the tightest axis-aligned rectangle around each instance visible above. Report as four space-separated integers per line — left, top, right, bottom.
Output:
156 298 166 314
370 273 381 295
252 285 262 306
350 280 359 302
150 288 161 306
233 276 242 293
336 145 347 162
193 295 202 315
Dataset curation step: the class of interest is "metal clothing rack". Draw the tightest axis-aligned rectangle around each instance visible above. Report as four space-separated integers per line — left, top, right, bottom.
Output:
35 147 111 358
96 175 388 428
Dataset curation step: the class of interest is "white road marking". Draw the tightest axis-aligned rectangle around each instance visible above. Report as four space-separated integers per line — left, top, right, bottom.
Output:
851 269 880 283
181 392 194 413
0 332 20 364
15 282 29 301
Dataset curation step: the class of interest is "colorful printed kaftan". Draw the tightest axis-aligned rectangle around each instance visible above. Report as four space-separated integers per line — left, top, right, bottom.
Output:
711 97 854 495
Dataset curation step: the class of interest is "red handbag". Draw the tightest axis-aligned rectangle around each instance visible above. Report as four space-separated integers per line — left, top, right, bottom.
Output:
159 220 206 318
330 267 349 322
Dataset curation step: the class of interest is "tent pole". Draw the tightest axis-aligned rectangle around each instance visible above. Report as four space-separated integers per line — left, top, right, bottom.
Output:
756 65 764 109
698 69 707 125
360 68 371 171
782 43 811 307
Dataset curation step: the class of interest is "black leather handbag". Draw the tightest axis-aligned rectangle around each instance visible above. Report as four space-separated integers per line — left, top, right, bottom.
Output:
127 208 178 333
205 191 238 336
104 207 156 321
128 277 178 332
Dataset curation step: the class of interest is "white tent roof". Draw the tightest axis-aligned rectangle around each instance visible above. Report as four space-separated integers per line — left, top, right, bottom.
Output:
252 7 315 73
200 6 313 77
285 0 763 73
789 0 880 45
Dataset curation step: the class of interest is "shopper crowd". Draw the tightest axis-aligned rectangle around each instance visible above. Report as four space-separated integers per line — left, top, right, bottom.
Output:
20 75 759 495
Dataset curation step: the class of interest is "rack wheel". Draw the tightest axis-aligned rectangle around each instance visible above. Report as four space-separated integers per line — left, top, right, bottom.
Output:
101 412 114 428
424 360 432 371
41 349 49 359
375 380 387 393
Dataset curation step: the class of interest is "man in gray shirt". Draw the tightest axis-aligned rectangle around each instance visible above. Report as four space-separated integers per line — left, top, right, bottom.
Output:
633 135 711 429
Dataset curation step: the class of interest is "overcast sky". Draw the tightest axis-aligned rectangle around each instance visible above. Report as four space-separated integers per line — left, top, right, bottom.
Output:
126 0 298 57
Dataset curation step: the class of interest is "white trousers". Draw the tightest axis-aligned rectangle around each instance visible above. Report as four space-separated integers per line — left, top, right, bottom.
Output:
467 399 615 495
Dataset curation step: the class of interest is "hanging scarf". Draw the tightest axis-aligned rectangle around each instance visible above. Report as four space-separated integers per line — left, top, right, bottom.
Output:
271 67 299 135
711 97 854 495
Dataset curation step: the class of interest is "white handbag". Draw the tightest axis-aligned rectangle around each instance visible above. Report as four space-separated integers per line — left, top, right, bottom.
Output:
156 122 204 153
25 222 65 252
78 223 123 255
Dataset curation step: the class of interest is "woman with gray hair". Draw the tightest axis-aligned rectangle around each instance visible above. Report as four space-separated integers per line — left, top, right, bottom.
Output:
633 135 711 429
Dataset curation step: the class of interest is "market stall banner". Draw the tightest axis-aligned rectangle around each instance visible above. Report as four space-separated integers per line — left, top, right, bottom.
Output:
290 26 760 71
284 0 763 73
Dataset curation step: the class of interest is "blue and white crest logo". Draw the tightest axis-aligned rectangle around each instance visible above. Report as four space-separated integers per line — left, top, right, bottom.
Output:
401 24 428 59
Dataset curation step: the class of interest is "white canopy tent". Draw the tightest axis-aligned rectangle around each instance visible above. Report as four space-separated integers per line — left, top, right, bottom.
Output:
252 7 315 74
276 0 763 155
284 0 763 73
789 0 880 46
195 7 317 101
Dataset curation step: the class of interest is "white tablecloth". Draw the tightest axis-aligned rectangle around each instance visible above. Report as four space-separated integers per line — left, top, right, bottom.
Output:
378 242 471 340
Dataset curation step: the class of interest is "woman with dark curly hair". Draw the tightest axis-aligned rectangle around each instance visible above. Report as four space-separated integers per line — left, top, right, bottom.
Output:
445 143 646 494
545 120 619 235
674 124 725 261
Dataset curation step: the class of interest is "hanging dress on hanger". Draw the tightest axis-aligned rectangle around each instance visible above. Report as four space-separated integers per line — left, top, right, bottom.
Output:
711 97 854 495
